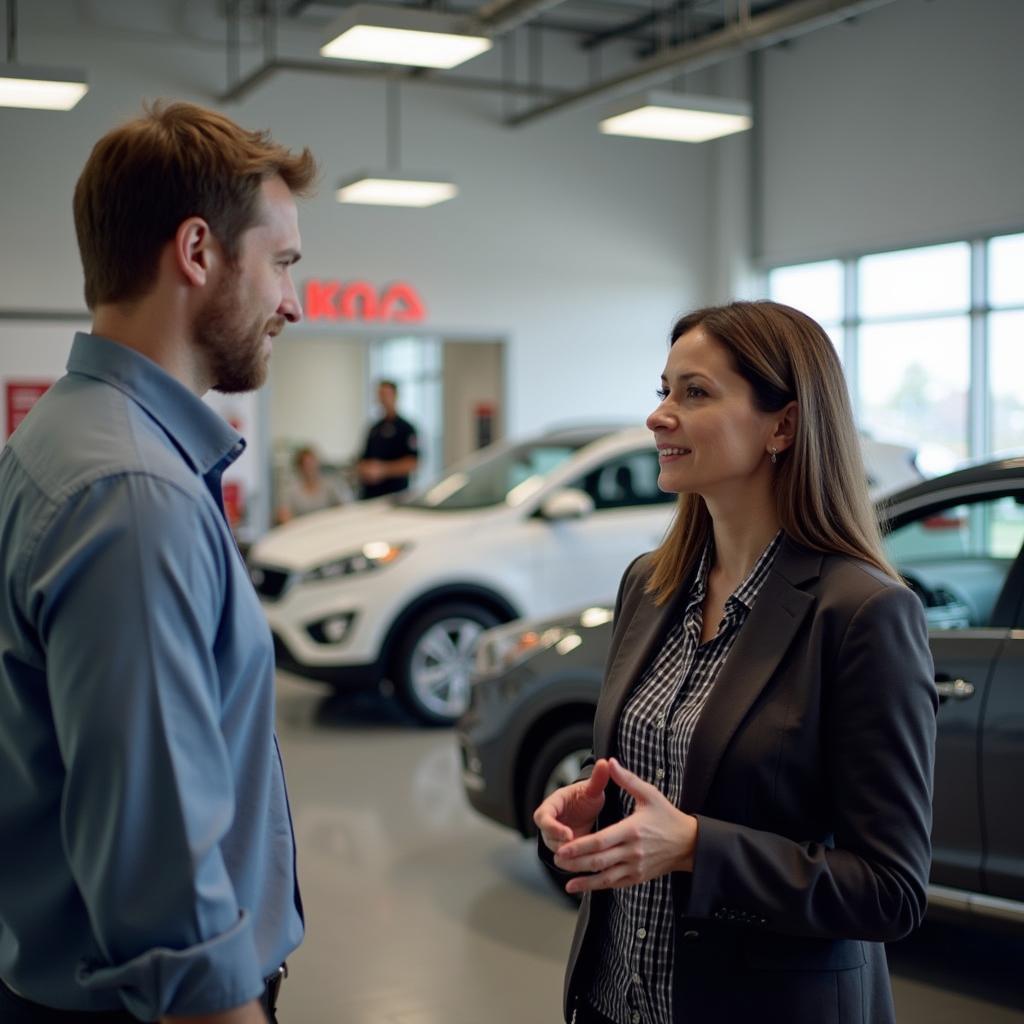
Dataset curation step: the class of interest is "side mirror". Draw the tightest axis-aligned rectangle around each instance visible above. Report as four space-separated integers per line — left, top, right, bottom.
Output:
540 488 595 521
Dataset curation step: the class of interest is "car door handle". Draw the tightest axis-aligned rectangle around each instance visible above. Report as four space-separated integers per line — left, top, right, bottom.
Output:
935 678 975 701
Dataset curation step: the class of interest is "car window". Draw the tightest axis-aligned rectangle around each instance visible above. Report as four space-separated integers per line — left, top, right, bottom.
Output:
404 442 585 510
884 494 1024 628
575 450 676 511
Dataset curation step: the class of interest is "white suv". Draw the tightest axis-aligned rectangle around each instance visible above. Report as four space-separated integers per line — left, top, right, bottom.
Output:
248 426 675 723
249 426 921 725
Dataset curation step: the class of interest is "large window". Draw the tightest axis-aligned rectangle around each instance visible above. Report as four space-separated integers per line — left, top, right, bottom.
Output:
767 260 844 362
769 232 1024 470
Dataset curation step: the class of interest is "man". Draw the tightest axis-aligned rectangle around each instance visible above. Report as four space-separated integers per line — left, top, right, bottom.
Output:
0 102 316 1023
356 379 419 499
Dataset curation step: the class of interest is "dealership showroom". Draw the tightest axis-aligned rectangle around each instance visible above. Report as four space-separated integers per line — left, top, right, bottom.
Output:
3 0 1024 1021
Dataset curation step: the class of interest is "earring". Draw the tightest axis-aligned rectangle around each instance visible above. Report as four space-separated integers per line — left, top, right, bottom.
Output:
769 447 778 465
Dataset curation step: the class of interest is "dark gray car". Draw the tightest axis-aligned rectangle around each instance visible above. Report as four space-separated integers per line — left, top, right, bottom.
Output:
457 457 1024 928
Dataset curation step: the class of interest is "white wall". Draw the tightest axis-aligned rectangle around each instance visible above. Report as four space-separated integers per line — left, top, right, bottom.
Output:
0 0 708 442
442 340 504 467
0 321 89 434
758 0 1024 266
269 336 368 465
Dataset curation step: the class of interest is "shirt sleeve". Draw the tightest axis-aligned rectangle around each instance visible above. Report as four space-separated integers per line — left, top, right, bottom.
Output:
402 422 419 459
25 473 265 1019
685 583 938 943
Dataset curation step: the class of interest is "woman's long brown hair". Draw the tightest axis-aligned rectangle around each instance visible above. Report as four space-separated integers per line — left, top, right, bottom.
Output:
646 300 900 604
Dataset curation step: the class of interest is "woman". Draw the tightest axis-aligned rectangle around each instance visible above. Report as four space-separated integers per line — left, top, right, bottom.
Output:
534 301 937 1024
276 445 352 524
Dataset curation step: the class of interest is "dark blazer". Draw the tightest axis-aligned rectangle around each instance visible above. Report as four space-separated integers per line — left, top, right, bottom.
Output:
558 534 938 1024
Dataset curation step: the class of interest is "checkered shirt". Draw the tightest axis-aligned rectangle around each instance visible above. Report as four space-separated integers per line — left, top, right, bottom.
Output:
588 531 783 1024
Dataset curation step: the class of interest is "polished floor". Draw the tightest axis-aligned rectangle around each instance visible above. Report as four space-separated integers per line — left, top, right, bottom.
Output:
274 674 1024 1024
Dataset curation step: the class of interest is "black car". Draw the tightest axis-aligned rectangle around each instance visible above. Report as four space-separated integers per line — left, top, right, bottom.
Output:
457 457 1024 928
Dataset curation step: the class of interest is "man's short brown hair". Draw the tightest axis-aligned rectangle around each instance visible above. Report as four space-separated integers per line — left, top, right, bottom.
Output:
73 100 317 309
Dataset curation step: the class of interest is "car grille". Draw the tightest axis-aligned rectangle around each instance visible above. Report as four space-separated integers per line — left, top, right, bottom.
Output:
249 565 292 601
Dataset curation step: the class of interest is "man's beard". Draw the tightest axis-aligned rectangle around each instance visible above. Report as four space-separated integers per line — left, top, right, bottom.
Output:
196 272 282 394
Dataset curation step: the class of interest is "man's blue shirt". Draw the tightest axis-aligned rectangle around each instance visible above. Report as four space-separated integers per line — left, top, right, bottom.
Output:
0 333 303 1018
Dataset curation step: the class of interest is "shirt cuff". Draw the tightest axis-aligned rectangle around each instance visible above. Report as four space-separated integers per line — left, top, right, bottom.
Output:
76 910 264 1021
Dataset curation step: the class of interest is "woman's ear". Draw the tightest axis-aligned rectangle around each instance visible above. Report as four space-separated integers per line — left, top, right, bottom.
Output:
772 401 799 453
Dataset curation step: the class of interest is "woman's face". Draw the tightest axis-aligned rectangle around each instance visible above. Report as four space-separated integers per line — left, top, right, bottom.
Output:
646 327 780 499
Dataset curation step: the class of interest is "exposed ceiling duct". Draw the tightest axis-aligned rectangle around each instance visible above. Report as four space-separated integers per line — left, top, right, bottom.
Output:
219 0 896 126
472 0 570 36
506 0 897 125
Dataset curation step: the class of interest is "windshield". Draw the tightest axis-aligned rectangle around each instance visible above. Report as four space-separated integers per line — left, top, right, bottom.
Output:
402 441 588 511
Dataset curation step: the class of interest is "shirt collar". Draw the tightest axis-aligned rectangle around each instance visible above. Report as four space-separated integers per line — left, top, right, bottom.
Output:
731 530 784 610
66 332 245 475
687 529 784 613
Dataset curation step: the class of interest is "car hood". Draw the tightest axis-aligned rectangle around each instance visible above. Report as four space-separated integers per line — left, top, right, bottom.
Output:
249 500 499 572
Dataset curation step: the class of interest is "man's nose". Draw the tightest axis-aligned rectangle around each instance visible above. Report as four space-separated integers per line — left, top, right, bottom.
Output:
280 274 302 323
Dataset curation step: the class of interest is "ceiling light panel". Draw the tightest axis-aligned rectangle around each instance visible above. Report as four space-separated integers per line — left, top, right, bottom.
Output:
0 63 88 110
600 92 752 143
321 5 492 69
336 175 458 208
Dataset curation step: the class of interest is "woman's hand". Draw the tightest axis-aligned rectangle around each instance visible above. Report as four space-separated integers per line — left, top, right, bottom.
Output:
533 758 611 854
554 758 698 894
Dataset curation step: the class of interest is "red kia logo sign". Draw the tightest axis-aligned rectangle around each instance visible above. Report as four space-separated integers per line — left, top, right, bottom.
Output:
304 280 425 323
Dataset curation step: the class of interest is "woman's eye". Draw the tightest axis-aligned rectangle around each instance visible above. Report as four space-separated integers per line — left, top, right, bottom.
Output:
655 387 669 400
686 386 706 399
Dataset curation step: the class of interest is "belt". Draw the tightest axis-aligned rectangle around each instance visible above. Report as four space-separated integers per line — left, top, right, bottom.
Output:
262 963 288 1017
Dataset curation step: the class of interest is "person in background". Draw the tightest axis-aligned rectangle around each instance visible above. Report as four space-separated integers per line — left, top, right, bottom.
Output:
357 378 419 499
534 300 937 1024
276 445 352 524
0 101 315 1023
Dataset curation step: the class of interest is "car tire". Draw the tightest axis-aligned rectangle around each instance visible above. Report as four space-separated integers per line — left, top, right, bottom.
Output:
392 602 500 726
523 721 594 899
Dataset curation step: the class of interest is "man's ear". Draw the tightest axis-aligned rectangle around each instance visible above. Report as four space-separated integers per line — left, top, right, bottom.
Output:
173 217 218 288
772 400 799 453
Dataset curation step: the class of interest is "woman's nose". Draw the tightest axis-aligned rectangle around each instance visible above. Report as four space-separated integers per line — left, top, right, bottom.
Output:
646 403 673 433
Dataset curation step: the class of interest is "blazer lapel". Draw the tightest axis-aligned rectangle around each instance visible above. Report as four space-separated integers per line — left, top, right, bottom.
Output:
593 580 690 758
680 537 822 813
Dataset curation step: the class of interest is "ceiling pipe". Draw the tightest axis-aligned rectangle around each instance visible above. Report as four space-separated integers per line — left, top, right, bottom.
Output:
472 0 569 36
221 56 566 102
505 0 897 127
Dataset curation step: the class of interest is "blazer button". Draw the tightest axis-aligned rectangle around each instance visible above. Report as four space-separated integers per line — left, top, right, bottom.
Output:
682 930 700 942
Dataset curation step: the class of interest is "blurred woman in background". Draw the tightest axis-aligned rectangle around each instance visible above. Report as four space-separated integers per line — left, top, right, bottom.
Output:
276 445 352 524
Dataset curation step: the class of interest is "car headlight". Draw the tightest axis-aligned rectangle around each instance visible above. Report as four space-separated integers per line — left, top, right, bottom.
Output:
474 624 572 678
301 541 408 583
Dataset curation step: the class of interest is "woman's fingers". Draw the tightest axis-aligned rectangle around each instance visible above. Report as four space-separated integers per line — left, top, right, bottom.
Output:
566 860 634 894
608 757 663 804
583 758 611 798
534 793 574 847
555 820 630 866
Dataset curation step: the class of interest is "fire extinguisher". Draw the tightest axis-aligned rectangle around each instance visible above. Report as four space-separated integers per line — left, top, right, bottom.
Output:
474 402 495 449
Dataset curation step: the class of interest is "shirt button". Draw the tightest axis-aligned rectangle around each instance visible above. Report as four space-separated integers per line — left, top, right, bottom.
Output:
655 768 665 780
636 927 647 939
682 929 700 941
632 1014 641 1024
632 972 642 984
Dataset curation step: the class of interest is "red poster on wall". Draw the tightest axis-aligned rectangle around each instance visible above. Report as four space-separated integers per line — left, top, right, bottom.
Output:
5 380 54 439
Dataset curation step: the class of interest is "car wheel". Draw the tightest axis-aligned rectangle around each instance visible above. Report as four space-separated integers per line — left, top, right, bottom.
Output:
522 722 594 899
393 602 499 725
